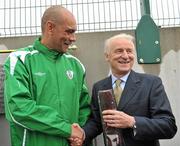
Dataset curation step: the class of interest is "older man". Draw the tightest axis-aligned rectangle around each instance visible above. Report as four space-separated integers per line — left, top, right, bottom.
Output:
83 33 177 146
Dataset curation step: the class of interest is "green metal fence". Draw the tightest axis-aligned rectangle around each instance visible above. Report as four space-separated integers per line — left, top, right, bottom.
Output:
0 0 179 37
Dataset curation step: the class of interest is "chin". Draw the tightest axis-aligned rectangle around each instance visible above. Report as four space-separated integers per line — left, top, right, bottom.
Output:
119 64 130 69
63 46 69 52
118 67 130 73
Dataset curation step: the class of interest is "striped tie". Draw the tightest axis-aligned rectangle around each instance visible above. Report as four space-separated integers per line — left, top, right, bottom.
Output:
114 79 122 104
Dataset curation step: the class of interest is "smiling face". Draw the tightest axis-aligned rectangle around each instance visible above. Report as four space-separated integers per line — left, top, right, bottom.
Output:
41 6 77 53
49 14 77 53
105 37 135 78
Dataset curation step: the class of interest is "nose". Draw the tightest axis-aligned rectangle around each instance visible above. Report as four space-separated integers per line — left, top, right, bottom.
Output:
121 51 129 59
70 33 76 42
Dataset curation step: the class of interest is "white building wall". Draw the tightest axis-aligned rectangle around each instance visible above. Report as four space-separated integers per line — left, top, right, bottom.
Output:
0 27 179 146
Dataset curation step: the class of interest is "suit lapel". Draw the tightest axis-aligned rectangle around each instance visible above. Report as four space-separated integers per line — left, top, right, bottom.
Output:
119 71 141 110
101 76 112 90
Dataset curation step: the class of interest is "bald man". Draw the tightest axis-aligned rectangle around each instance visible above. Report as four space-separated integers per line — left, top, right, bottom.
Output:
4 5 91 146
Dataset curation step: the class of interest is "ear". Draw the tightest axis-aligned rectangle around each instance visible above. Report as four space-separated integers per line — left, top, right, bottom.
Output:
105 52 109 62
46 21 55 34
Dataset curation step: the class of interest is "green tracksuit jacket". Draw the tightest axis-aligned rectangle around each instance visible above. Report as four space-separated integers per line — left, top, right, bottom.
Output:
4 38 91 146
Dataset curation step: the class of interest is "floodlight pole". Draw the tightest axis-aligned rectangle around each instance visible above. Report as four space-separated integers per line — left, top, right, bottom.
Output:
140 0 150 15
135 0 161 64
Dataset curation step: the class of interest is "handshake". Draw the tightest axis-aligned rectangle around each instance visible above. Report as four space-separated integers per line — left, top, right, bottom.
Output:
69 123 85 146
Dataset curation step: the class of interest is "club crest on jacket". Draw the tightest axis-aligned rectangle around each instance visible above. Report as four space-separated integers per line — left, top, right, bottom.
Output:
66 70 74 79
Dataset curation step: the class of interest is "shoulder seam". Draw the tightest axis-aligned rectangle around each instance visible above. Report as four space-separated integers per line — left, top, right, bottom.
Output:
64 54 85 73
9 50 38 75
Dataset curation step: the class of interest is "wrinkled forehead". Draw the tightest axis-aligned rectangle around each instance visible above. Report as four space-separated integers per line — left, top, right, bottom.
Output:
110 38 135 49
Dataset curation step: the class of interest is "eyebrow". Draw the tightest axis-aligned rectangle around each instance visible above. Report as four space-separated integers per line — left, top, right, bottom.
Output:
67 26 77 32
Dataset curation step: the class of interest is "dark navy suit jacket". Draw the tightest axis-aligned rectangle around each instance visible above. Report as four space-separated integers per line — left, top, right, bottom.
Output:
83 70 177 146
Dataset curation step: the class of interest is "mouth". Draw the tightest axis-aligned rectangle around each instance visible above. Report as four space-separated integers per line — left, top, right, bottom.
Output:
118 60 130 64
64 41 72 46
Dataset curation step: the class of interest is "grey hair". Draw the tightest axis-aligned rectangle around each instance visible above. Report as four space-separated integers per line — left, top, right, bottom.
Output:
104 33 135 54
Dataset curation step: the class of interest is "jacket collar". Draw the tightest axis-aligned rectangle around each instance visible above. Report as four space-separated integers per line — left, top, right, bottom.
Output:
119 70 141 110
101 70 141 110
34 37 62 60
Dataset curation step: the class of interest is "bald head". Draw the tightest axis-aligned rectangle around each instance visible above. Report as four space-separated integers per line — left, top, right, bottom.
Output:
41 5 75 33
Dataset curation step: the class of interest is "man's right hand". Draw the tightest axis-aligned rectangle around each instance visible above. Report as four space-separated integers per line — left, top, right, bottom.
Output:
69 123 84 146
